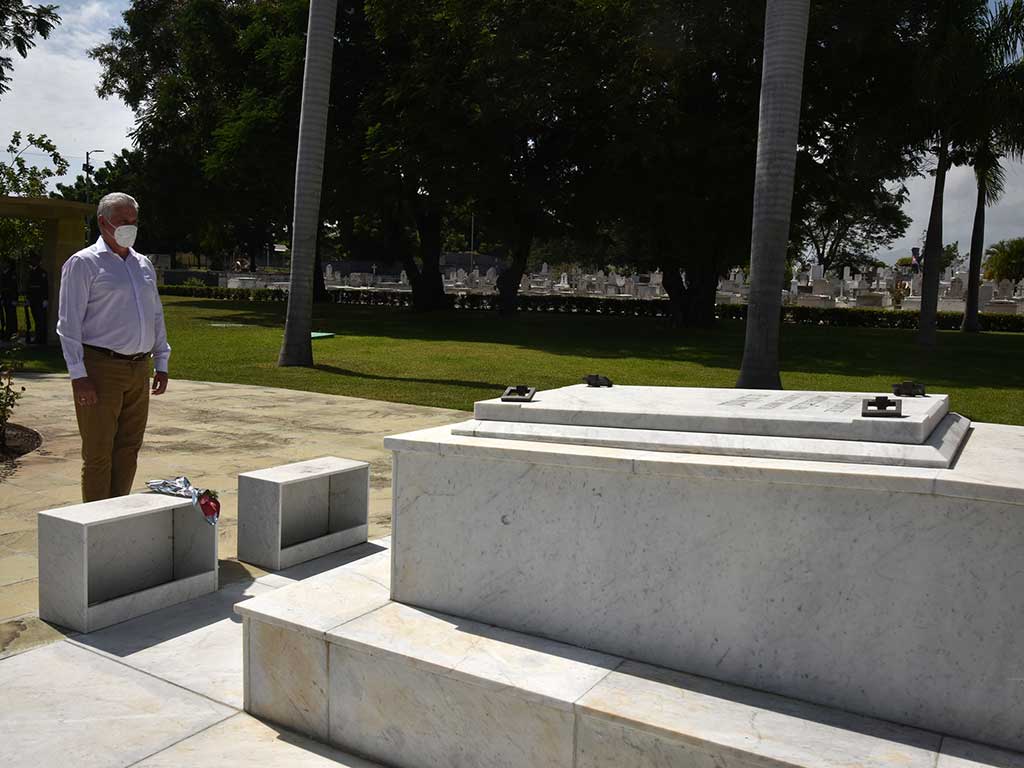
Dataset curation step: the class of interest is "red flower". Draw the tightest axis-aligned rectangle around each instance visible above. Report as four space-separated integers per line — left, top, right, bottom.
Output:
198 492 221 523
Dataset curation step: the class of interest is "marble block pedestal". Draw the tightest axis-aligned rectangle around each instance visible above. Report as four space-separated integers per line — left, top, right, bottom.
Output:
386 385 1024 751
38 493 218 633
238 545 1022 768
237 457 369 571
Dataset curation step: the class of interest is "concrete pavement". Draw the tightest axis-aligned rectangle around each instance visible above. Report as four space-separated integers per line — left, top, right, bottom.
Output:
0 373 464 653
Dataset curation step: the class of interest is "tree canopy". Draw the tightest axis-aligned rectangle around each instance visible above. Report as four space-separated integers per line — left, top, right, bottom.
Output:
0 0 58 96
1 131 67 260
58 0 1023 325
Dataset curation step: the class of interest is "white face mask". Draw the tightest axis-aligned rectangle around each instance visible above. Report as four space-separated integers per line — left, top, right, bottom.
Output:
113 224 138 249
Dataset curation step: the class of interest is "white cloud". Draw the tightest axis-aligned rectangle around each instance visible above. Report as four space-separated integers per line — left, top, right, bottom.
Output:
1 0 134 189
880 158 1024 263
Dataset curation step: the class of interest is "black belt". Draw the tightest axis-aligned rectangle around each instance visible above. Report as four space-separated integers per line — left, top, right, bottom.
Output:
84 344 151 362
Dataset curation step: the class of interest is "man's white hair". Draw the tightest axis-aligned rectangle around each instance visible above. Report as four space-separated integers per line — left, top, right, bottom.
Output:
97 192 139 221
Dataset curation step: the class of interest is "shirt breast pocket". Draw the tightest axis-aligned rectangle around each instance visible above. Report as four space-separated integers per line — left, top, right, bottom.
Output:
140 275 158 314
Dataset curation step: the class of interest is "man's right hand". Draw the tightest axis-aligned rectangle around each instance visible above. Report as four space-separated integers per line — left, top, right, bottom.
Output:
72 377 98 407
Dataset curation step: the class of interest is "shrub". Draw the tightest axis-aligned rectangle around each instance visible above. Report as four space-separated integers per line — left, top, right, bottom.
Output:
157 285 1024 332
0 347 26 451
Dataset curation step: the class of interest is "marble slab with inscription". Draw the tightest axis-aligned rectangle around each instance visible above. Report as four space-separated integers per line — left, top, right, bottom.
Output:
475 385 949 444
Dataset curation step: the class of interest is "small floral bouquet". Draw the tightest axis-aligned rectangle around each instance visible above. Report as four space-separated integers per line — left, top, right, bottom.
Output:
146 476 221 525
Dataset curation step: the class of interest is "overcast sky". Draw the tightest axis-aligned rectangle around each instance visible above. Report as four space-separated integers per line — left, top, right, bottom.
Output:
3 0 1022 265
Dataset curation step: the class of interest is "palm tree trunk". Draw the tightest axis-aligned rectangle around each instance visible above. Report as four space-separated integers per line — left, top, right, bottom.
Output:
279 0 338 367
916 141 949 347
961 174 986 333
737 0 811 389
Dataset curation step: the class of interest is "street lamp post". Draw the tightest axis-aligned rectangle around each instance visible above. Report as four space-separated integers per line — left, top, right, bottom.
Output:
84 149 105 202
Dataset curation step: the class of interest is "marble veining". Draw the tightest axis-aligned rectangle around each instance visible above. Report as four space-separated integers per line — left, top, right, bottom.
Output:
249 618 329 741
389 441 1024 750
576 660 941 768
329 641 577 768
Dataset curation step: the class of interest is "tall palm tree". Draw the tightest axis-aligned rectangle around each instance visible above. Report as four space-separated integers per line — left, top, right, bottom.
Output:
279 0 339 367
916 0 1024 345
962 1 1024 332
962 142 1007 331
737 0 811 389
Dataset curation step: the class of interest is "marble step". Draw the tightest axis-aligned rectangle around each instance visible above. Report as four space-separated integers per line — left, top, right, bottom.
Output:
237 550 1024 768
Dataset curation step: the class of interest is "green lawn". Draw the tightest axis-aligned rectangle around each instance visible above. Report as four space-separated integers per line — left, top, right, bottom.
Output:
22 295 1024 425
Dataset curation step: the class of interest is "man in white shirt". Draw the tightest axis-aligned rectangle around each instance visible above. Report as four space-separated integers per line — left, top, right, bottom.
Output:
57 192 171 502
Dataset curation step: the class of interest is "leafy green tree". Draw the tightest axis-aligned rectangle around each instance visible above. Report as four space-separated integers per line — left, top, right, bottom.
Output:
90 0 258 259
455 0 619 314
983 238 1024 283
793 0 921 278
595 1 761 327
0 132 67 262
0 0 58 96
738 0 811 389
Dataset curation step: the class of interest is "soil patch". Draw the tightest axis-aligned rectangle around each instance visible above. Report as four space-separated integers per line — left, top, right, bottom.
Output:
1 424 42 460
0 425 43 480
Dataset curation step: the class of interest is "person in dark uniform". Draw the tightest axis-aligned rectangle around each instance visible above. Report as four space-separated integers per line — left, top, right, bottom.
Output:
0 260 18 341
27 255 49 344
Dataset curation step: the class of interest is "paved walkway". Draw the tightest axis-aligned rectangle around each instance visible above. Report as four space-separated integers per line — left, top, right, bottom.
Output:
1 538 394 767
0 373 463 634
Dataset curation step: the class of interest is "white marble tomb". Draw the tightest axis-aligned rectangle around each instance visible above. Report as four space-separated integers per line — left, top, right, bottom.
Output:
386 384 1024 752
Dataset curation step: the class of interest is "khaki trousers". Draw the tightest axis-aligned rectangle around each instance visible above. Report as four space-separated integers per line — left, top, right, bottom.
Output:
75 347 151 502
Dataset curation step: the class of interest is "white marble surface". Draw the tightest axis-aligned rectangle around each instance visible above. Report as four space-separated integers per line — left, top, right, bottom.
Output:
279 525 368 570
135 713 385 767
326 602 620 767
454 411 970 468
87 570 218 633
238 456 369 571
38 492 217 633
73 581 274 708
240 456 368 484
88 512 173 603
330 642 576 768
249 618 329 742
389 429 1024 750
938 739 1024 768
37 511 87 630
255 540 390 587
237 565 389 638
238 545 1024 765
0 640 234 768
281 474 330 548
37 492 194 525
475 384 949 444
575 660 941 768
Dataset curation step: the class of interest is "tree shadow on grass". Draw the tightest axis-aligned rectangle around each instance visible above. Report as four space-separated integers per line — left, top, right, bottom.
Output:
161 298 1024 391
313 363 506 391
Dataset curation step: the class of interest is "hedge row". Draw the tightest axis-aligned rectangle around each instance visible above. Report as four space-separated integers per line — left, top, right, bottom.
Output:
158 285 1024 332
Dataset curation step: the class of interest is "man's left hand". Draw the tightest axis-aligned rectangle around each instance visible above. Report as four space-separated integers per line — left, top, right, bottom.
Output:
152 372 169 395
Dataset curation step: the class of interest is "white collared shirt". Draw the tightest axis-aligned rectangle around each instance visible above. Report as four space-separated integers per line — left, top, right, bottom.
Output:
57 237 171 379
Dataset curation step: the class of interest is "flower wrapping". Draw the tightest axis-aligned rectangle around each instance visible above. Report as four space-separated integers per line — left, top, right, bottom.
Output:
146 476 220 525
